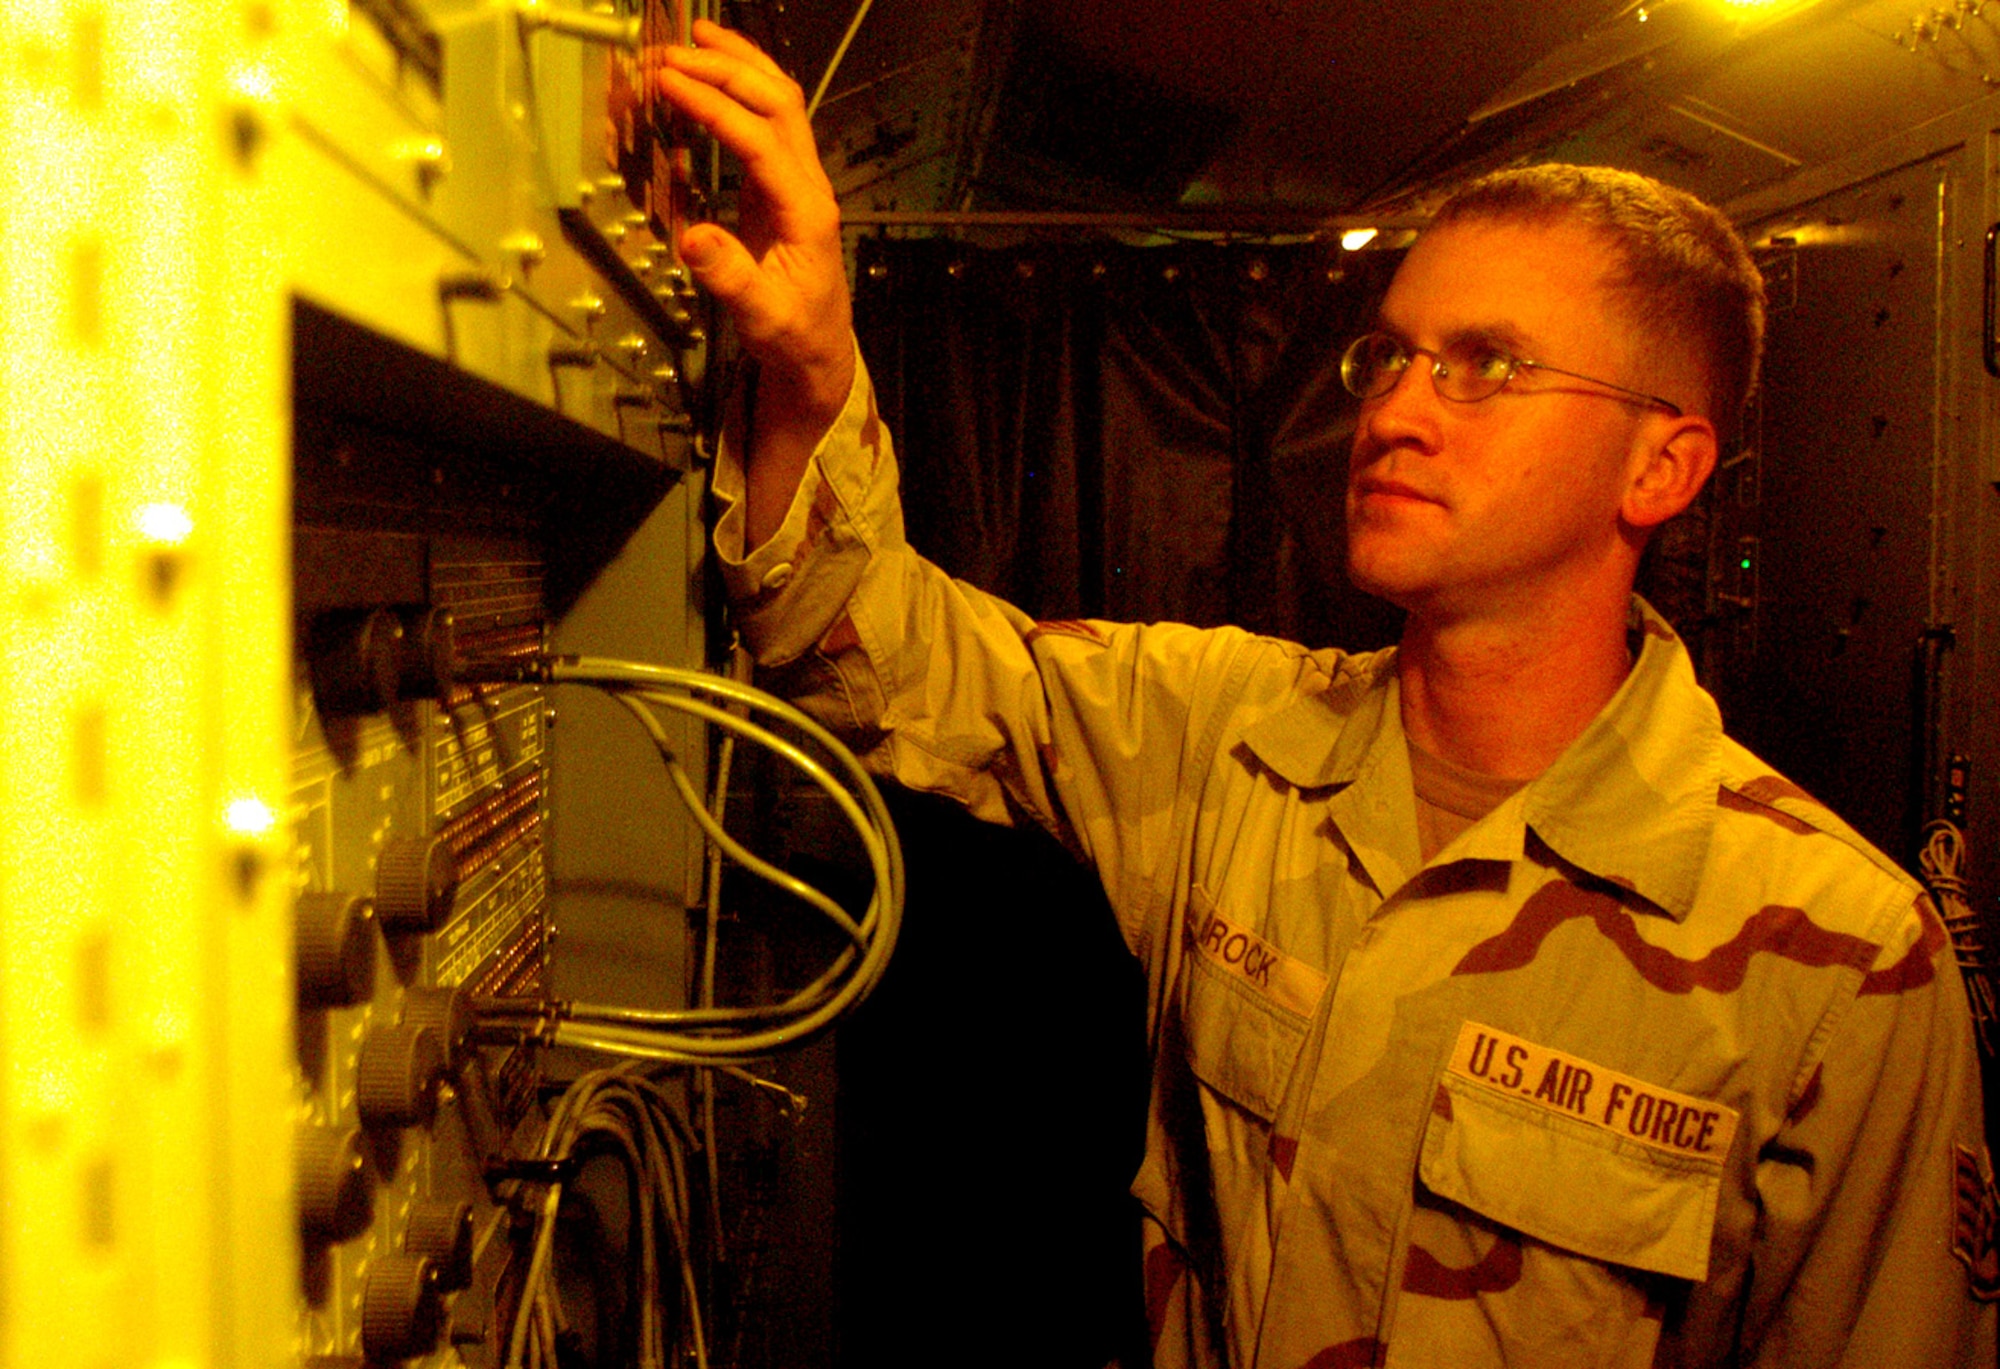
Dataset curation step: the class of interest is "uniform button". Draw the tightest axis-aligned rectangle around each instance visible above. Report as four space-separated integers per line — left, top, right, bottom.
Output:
761 562 794 591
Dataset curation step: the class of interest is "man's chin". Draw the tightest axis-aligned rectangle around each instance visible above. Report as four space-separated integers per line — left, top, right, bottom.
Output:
1342 555 1424 613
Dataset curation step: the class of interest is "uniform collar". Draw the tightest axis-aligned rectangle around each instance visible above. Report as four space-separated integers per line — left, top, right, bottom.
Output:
1238 598 1721 920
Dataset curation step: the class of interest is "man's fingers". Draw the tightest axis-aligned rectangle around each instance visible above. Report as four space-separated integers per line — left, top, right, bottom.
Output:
643 29 824 177
645 22 856 398
688 17 791 85
651 44 799 121
652 66 836 238
651 66 786 171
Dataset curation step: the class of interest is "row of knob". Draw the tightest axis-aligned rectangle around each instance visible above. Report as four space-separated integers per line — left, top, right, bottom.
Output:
295 836 458 1008
307 606 460 719
299 989 474 1235
298 1199 472 1362
300 986 478 1361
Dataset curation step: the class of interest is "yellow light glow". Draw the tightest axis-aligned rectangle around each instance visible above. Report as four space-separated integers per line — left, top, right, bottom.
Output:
1340 227 1379 251
137 502 194 545
224 797 277 836
229 63 276 104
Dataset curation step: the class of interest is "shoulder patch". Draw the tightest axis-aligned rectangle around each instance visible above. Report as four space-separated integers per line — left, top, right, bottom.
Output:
1953 1143 2000 1301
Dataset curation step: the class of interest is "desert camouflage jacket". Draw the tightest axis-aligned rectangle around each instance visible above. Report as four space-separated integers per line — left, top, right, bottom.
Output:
714 354 1997 1368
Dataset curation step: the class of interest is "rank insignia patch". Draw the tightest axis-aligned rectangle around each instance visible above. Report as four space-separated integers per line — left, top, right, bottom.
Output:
1951 1143 2000 1301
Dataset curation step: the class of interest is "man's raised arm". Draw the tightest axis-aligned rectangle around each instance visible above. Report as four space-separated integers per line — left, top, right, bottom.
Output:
645 20 855 548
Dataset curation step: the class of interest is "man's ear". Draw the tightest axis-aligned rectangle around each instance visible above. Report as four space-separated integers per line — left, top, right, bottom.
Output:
1622 414 1719 530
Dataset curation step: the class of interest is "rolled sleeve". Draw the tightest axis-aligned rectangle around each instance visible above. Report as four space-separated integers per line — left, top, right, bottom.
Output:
714 339 904 666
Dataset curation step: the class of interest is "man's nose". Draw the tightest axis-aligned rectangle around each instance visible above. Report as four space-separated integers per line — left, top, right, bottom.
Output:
1358 360 1444 448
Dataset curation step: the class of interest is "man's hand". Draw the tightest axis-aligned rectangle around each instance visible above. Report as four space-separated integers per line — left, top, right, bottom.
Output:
646 21 855 544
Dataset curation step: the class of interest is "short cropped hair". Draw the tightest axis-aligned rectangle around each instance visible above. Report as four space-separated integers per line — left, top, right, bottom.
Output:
1432 164 1766 436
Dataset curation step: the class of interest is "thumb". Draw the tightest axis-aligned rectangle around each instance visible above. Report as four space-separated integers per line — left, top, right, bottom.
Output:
678 224 767 322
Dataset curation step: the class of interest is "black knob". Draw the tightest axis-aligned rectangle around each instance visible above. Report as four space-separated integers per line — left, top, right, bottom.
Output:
395 606 458 700
361 1253 446 1361
297 1124 374 1243
404 1198 475 1291
294 892 378 1008
307 608 404 716
355 1025 445 1130
375 836 457 934
399 987 473 1069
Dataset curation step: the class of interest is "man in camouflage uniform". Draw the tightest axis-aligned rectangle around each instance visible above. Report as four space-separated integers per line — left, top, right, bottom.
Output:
651 22 1997 1367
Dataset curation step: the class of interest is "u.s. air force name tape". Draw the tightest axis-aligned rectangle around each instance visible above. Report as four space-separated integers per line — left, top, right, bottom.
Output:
1447 1020 1740 1160
1185 903 1327 1018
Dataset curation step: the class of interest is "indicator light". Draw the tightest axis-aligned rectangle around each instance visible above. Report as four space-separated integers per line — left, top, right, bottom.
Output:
225 797 276 835
137 502 193 545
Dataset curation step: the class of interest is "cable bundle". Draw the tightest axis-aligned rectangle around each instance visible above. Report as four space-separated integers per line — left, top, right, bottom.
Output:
504 1064 708 1369
1920 819 1997 1063
457 652 901 1362
462 653 904 1061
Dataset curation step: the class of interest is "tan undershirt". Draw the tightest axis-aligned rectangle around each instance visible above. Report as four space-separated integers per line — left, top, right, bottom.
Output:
1410 741 1534 864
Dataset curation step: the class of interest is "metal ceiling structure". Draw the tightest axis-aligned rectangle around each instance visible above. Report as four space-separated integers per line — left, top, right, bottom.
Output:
738 0 2000 234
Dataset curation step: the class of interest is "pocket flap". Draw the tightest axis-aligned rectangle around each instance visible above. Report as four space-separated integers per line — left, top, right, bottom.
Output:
1420 1026 1733 1283
1181 954 1308 1121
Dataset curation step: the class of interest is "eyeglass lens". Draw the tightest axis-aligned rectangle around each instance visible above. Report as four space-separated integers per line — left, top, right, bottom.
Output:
1341 333 1514 404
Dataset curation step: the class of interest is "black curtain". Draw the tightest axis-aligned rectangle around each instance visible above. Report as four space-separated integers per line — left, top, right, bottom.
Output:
827 237 1407 1369
854 235 1407 650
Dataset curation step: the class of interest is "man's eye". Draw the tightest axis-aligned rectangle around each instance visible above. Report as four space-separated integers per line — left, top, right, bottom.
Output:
1366 338 1410 371
1457 346 1514 382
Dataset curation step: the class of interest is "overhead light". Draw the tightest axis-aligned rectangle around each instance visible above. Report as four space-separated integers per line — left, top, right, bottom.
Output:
1340 228 1379 251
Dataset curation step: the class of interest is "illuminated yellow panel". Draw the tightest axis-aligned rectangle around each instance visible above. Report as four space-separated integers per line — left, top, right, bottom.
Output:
0 0 293 1362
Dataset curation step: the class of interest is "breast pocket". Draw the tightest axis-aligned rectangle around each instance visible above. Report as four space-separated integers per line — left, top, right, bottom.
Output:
1180 950 1312 1121
1176 887 1327 1122
1420 1072 1726 1283
1385 1025 1740 1368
